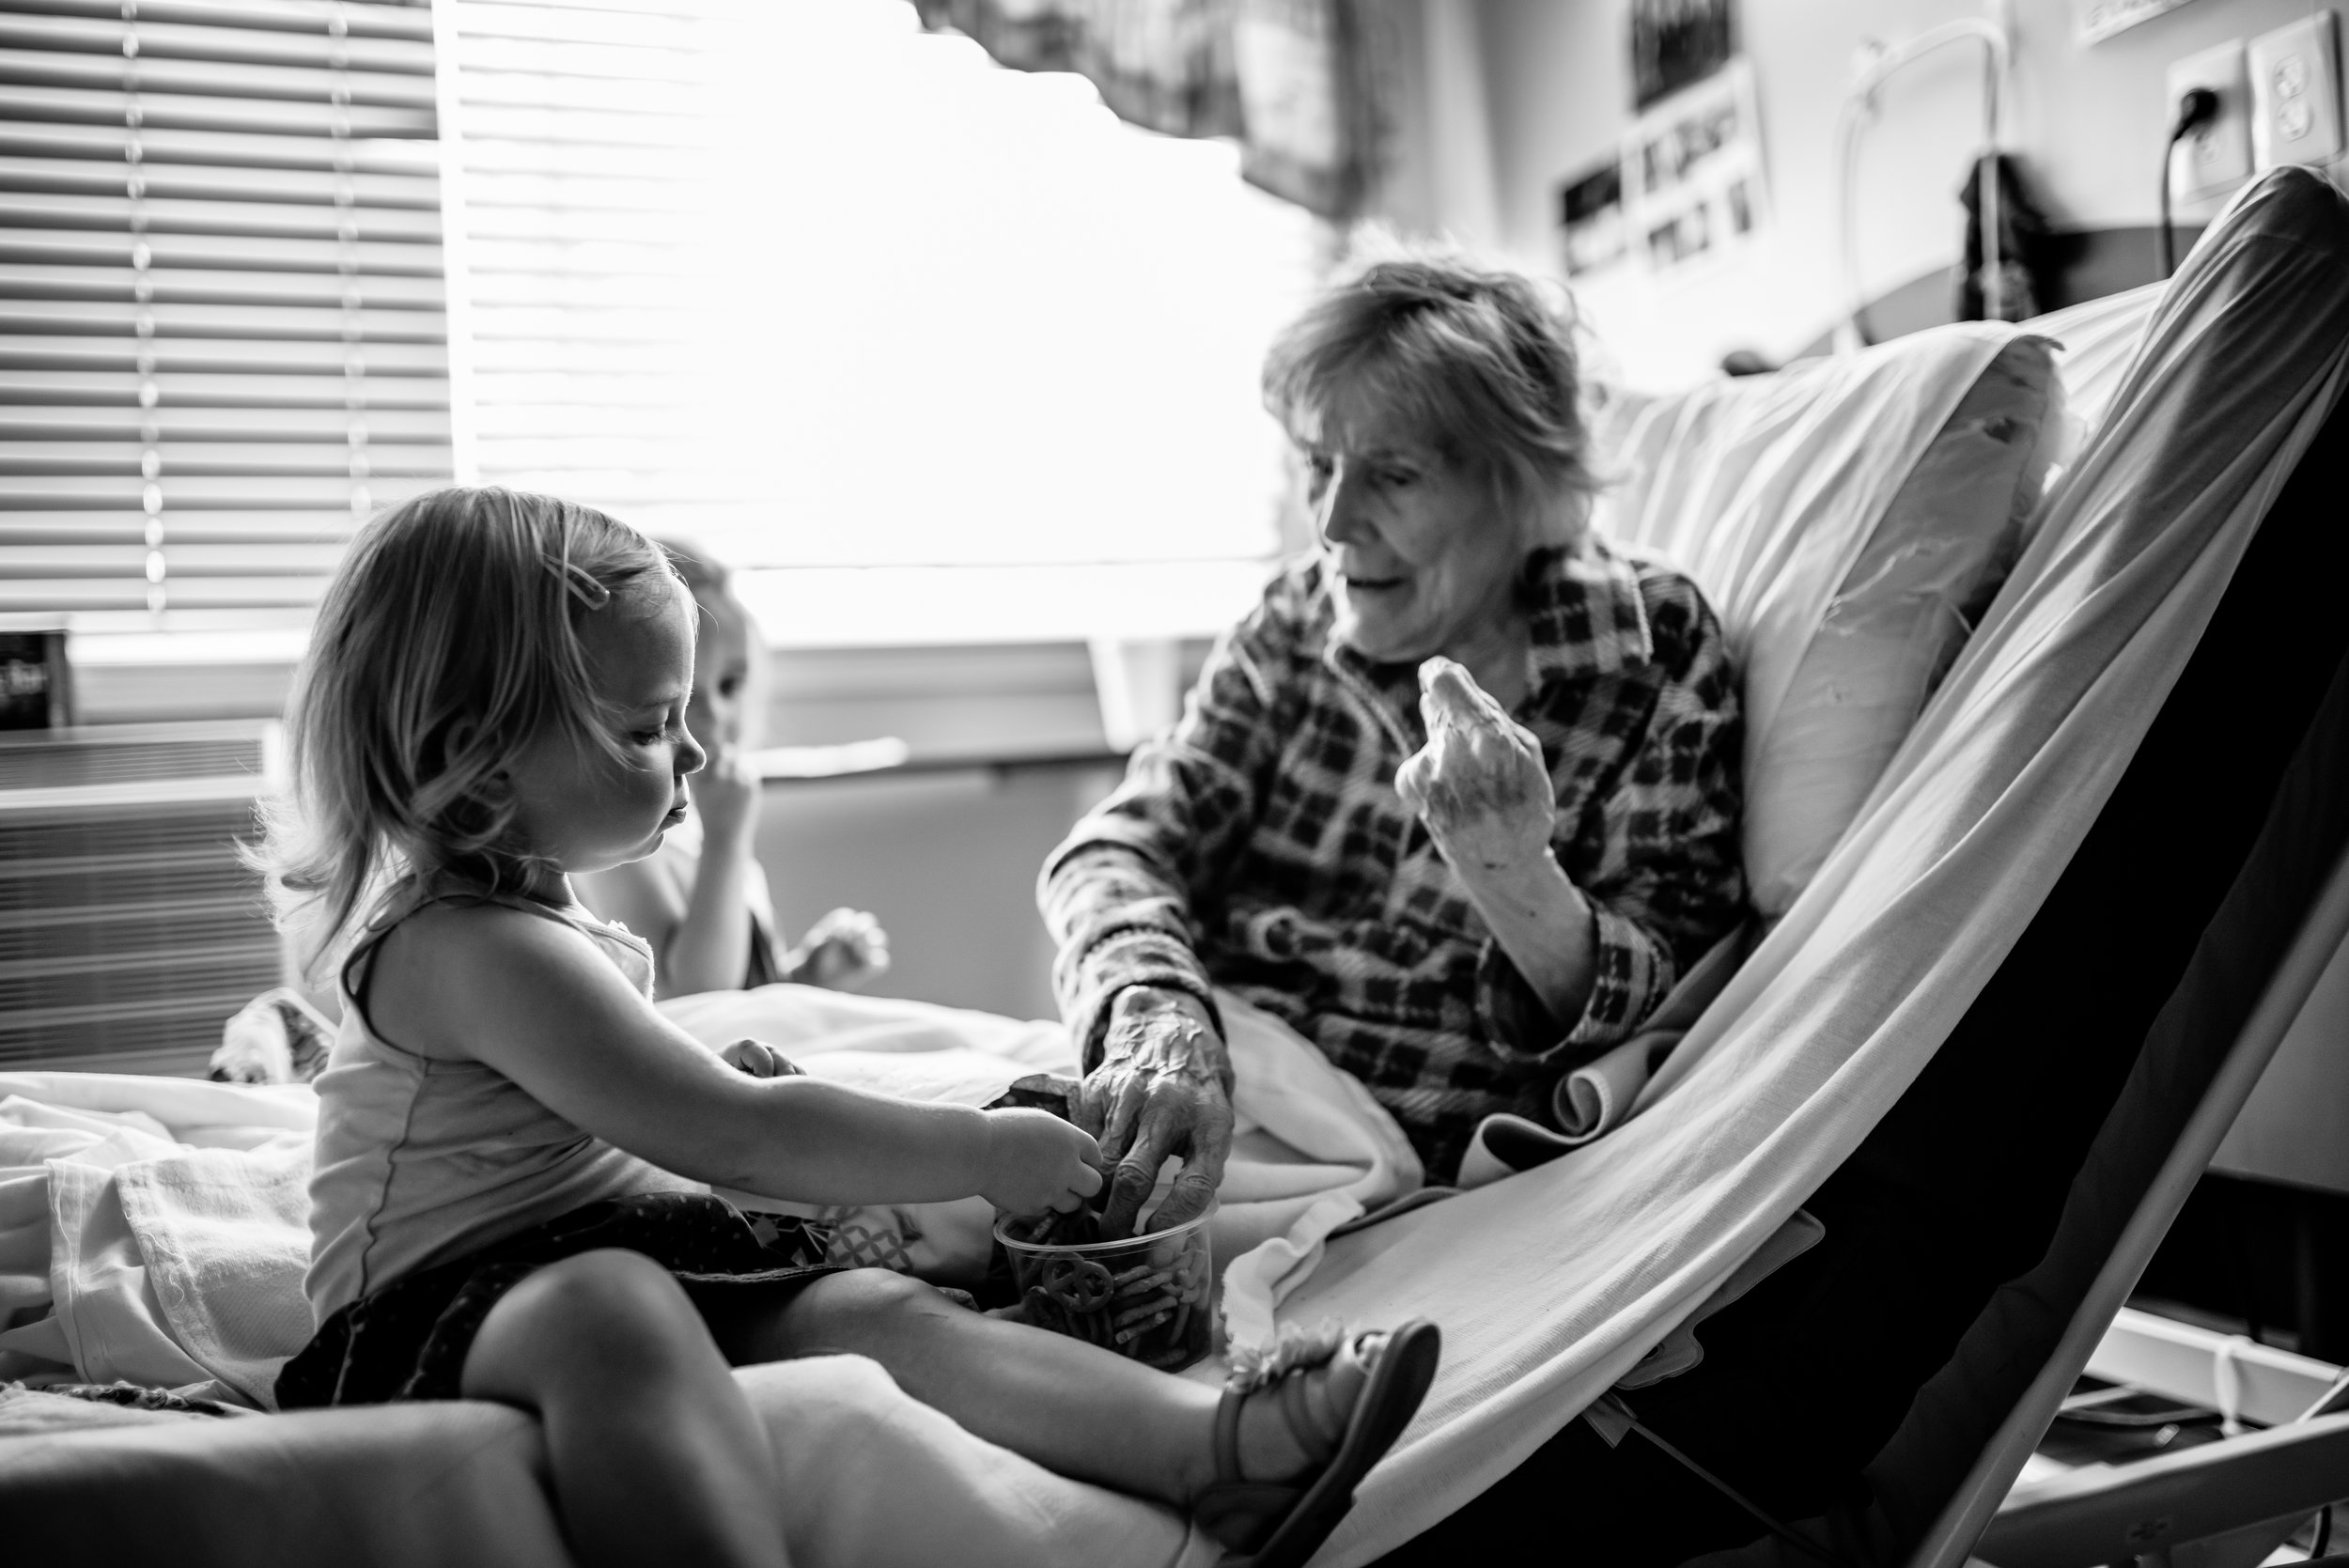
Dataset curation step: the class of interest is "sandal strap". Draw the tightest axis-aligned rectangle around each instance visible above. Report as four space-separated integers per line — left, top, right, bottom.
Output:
1213 1381 1247 1487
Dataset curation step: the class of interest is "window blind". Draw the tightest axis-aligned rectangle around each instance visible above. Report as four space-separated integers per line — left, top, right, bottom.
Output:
0 0 451 633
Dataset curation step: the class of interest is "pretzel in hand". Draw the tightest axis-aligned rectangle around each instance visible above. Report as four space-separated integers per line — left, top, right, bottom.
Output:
1394 657 1556 879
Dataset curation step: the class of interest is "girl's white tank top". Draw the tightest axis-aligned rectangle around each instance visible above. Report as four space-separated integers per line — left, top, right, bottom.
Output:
303 893 705 1323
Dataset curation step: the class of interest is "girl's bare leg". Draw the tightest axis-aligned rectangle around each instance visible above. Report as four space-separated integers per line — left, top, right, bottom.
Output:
704 1267 1363 1508
463 1249 789 1568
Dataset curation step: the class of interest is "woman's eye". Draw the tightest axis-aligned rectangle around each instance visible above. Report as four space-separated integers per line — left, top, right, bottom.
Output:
717 675 742 698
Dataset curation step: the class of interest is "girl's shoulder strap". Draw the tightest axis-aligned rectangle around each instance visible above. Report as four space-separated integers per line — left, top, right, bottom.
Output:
342 882 655 1005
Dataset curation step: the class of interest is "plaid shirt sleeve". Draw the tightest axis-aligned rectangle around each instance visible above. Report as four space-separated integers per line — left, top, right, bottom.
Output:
1479 575 1747 1059
1039 589 1295 1069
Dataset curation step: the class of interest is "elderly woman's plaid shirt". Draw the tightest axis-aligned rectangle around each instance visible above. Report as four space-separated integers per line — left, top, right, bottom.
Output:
1042 538 1747 1180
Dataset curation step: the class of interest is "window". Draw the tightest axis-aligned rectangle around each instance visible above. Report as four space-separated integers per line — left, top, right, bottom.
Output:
0 0 451 682
1 0 1324 696
444 0 1322 646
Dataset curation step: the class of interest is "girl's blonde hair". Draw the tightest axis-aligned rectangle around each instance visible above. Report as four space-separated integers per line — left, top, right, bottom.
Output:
257 487 678 976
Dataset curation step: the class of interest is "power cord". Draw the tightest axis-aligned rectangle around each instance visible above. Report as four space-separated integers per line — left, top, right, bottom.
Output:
2159 86 2221 277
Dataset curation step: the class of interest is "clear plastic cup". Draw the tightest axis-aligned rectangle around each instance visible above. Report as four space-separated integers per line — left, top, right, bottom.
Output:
995 1208 1213 1371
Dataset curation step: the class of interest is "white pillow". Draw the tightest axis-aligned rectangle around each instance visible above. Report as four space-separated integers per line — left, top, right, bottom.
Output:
1592 328 2061 917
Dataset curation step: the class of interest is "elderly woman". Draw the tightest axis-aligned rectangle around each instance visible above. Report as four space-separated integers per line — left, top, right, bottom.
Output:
1042 254 1747 1236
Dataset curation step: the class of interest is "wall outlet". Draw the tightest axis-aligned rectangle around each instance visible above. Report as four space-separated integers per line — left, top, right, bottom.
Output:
2167 40 2252 202
2248 12 2343 170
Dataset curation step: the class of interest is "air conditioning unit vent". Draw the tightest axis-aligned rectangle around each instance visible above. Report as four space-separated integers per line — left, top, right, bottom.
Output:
0 722 283 1076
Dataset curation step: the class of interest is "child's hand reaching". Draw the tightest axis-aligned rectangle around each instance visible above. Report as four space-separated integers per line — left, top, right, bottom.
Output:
720 1038 802 1079
981 1108 1106 1216
785 907 891 990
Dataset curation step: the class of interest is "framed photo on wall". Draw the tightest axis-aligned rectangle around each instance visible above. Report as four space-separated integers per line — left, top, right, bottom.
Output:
1630 0 1735 110
1622 56 1768 283
1558 160 1627 278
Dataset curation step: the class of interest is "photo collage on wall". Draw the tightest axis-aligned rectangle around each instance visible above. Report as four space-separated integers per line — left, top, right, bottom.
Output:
1559 0 1768 287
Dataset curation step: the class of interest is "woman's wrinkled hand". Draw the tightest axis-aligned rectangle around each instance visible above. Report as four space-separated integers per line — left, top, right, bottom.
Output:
786 908 891 990
1395 657 1555 882
1071 986 1233 1238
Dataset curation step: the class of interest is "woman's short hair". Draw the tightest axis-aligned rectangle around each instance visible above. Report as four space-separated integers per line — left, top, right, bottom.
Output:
255 486 678 973
1262 250 1598 550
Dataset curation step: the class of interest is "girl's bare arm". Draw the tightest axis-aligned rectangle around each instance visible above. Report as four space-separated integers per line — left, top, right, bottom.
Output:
368 904 1095 1210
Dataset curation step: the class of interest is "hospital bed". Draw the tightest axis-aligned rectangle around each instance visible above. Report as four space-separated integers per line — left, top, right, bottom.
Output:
3 166 2346 1568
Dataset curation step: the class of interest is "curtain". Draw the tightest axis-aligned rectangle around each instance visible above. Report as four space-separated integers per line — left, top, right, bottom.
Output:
910 0 1386 220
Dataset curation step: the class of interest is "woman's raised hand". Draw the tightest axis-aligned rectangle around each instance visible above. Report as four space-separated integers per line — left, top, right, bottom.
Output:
980 1108 1106 1216
1072 986 1234 1238
1395 657 1556 881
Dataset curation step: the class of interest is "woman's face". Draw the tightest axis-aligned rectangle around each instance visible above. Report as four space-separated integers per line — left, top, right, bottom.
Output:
1302 397 1522 666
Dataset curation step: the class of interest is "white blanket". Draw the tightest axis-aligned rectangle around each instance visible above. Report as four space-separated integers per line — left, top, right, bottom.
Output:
0 985 1418 1396
1280 170 2349 1566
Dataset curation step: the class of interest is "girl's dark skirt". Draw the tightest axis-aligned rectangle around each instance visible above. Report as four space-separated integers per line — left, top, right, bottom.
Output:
275 1191 837 1409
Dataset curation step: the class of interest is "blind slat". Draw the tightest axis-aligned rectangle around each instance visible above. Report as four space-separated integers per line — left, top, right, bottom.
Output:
0 473 436 507
1 229 446 276
0 84 436 139
0 576 333 610
0 370 453 408
0 336 450 374
0 49 436 110
452 103 710 149
0 508 360 543
0 153 439 209
0 542 342 575
0 406 451 438
0 263 445 308
0 300 449 342
10 0 432 46
0 15 434 76
0 121 438 176
0 441 454 475
0 192 443 242
451 3 698 51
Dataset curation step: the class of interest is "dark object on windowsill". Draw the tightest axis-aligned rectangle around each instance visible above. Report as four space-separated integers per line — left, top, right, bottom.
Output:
0 629 70 730
1958 152 2054 323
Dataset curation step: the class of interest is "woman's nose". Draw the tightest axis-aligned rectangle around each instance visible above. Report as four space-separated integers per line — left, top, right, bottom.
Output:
1315 461 1368 548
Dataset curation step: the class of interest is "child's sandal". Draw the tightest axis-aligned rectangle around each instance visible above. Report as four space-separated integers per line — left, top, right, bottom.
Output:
1192 1317 1441 1568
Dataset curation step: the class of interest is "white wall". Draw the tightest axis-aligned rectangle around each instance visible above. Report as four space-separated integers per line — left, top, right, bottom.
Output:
1470 0 2349 386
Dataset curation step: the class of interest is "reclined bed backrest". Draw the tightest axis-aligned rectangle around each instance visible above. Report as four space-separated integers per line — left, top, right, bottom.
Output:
1699 164 2349 1568
1591 332 2061 917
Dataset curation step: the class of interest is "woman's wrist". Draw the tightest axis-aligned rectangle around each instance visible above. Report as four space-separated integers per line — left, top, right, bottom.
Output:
1458 850 1597 1025
1104 985 1231 1090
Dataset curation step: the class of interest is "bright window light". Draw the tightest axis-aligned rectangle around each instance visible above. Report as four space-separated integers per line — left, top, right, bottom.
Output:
446 0 1325 644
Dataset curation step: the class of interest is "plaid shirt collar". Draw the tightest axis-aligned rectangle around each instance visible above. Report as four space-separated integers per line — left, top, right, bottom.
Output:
1323 539 1657 698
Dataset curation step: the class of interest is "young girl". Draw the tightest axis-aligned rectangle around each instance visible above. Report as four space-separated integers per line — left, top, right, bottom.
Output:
262 488 1438 1568
576 540 889 997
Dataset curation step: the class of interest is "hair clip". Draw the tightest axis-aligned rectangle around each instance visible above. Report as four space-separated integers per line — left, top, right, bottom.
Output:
543 553 613 611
